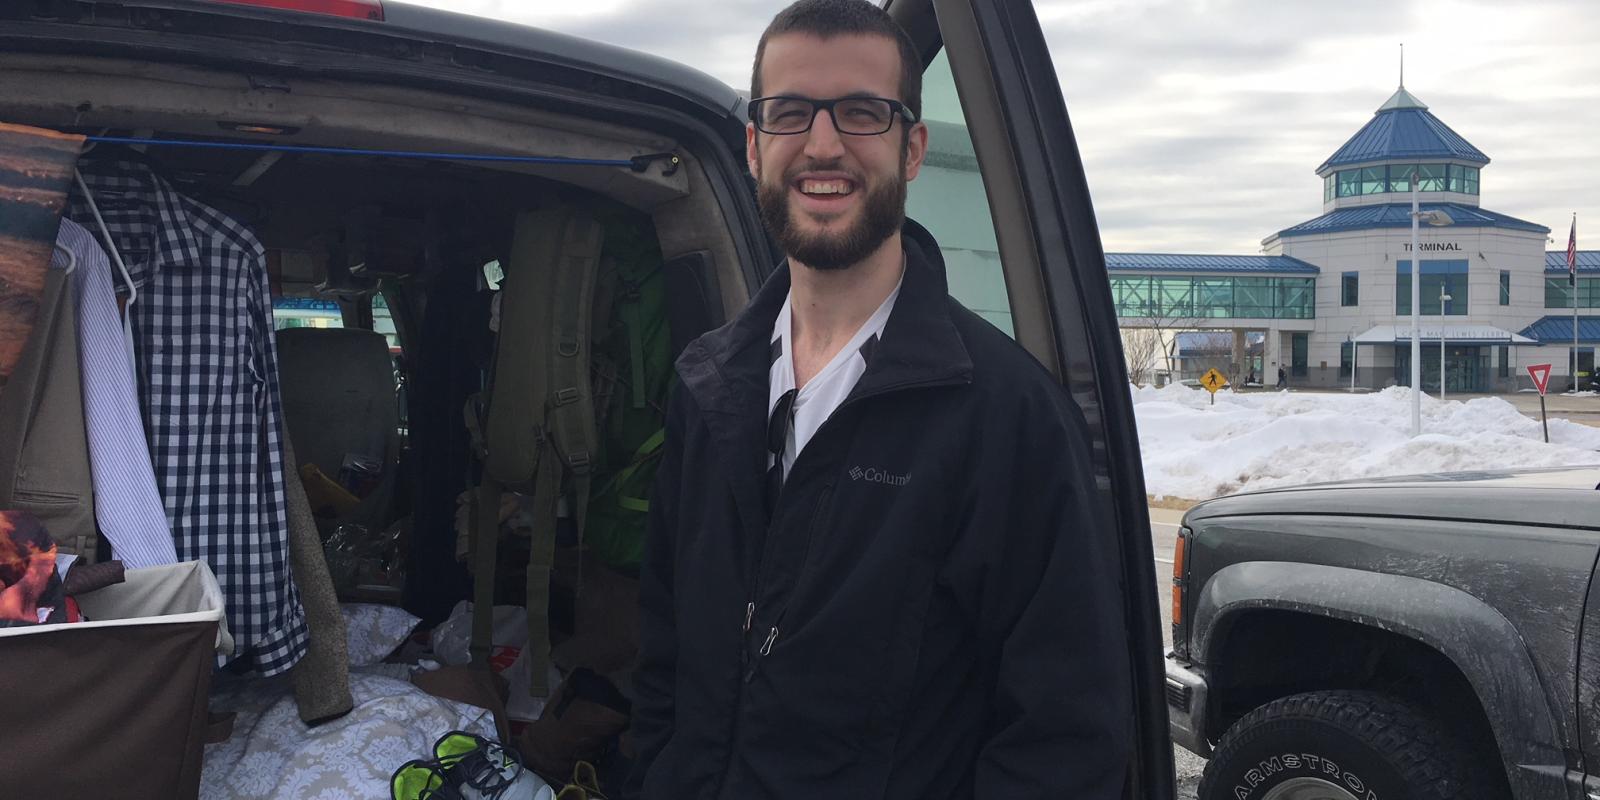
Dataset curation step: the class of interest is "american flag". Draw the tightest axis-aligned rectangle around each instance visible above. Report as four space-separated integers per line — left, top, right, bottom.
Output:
1569 215 1579 284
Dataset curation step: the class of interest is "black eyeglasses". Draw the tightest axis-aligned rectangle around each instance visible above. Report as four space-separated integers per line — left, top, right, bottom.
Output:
749 96 917 136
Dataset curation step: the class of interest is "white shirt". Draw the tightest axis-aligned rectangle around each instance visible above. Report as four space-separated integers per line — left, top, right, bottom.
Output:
54 218 178 569
768 273 903 481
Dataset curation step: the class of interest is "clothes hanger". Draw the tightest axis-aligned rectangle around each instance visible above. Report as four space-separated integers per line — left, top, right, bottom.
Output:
73 165 141 374
52 241 77 275
72 167 138 311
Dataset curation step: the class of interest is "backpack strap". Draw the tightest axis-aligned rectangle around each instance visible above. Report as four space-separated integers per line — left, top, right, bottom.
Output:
477 205 605 701
468 480 514 743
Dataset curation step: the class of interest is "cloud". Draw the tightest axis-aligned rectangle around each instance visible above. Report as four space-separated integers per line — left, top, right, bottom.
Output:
405 0 1600 255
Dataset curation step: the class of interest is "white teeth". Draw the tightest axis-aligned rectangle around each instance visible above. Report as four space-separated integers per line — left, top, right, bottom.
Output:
799 180 852 196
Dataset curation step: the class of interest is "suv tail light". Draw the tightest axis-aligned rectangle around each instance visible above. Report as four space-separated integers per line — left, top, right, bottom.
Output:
206 0 384 20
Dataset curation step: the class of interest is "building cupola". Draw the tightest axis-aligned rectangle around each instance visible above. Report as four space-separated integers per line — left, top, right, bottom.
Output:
1315 74 1489 211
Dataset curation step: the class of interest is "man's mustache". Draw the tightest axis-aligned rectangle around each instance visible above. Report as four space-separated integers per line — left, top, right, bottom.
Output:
778 160 867 186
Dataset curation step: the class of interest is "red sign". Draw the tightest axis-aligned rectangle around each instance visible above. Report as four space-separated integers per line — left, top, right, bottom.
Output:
1528 363 1553 396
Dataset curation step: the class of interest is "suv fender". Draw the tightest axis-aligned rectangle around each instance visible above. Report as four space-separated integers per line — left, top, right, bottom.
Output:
1192 561 1565 799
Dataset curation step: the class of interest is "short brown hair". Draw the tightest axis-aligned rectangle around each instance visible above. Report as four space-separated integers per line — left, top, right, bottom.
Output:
750 0 923 122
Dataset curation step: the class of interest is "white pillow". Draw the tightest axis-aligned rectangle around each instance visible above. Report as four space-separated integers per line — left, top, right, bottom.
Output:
340 603 421 667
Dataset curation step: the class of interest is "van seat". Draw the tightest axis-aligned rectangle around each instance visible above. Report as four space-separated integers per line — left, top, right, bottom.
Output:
275 327 398 531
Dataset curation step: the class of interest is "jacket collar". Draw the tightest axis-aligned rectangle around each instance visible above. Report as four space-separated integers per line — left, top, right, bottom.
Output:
677 218 974 418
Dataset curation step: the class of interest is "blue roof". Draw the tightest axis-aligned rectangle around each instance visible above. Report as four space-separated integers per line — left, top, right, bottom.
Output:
1104 253 1320 274
1276 203 1549 239
1545 251 1600 272
1518 315 1600 344
1317 107 1489 173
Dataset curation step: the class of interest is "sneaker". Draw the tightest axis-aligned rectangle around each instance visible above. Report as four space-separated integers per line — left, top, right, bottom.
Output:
392 732 554 800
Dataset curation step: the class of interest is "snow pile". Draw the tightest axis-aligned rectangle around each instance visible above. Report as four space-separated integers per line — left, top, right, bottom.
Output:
1132 385 1600 501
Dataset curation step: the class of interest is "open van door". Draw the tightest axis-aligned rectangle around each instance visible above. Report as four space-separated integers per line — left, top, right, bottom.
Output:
881 1 1172 796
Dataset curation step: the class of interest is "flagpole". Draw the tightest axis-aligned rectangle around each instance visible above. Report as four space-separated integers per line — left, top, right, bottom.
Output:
1574 213 1579 393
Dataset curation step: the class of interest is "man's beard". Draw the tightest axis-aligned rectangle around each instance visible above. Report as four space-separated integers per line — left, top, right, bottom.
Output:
756 155 907 271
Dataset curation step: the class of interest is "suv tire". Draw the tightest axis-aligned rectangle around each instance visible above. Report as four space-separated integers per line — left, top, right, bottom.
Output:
1197 690 1493 800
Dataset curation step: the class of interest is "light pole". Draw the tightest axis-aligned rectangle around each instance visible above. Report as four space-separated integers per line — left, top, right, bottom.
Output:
1408 173 1454 436
1439 289 1452 400
1347 327 1358 392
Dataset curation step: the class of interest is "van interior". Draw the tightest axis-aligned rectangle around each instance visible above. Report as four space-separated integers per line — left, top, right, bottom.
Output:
2 46 742 794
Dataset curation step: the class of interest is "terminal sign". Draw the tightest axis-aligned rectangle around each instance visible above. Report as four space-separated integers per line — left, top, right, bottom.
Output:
1528 363 1552 396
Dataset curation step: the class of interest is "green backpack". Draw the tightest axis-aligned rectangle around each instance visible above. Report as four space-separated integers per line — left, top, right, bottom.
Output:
584 213 671 573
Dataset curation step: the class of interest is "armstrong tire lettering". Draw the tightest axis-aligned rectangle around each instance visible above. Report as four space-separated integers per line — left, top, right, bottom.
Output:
1197 690 1497 800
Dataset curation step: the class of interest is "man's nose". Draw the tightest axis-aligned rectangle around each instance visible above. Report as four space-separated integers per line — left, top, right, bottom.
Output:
802 108 847 160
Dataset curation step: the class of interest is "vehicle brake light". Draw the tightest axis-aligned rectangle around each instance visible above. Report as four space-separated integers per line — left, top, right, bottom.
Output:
206 0 384 21
1171 532 1187 628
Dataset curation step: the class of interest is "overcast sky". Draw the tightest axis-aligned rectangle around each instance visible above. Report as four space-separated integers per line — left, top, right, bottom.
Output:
405 0 1597 256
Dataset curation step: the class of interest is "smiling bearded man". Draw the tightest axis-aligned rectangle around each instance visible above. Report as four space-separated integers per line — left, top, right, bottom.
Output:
623 1 1133 798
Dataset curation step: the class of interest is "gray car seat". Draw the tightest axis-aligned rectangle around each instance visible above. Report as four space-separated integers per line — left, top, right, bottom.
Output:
275 326 399 537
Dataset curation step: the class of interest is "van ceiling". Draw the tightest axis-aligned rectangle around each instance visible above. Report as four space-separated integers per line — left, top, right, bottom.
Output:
0 53 690 209
0 52 753 316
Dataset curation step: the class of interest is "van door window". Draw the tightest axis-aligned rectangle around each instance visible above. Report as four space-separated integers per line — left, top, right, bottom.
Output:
907 50 1011 337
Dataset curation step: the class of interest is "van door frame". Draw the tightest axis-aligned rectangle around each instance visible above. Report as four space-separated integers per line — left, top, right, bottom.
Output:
885 0 1172 796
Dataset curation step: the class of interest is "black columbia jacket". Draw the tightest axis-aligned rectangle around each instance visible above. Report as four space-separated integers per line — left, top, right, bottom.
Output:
626 221 1133 800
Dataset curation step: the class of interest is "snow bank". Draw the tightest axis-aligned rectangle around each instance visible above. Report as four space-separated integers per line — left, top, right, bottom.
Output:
1132 385 1600 501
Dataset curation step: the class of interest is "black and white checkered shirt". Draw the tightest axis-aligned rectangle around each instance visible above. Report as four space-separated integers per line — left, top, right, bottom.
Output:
70 159 307 675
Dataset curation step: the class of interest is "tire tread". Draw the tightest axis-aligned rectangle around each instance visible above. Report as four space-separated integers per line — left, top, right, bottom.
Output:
1197 690 1496 800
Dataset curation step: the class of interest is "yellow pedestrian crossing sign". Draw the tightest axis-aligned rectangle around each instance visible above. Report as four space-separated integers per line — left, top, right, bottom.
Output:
1200 368 1227 394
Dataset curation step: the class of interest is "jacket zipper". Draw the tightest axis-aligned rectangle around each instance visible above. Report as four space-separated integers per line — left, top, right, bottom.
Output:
716 375 960 797
736 373 957 659
742 483 832 683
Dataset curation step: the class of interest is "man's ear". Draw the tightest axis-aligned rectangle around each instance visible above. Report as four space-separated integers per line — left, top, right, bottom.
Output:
903 121 929 182
746 122 760 180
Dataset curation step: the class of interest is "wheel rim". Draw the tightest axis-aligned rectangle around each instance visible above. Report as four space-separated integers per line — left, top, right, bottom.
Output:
1260 777 1360 800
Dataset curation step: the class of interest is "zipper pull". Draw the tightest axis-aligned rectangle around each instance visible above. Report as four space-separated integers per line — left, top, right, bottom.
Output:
743 602 755 634
744 626 781 684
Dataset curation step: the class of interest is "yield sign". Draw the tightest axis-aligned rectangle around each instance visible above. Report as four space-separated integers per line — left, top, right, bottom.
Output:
1528 363 1553 396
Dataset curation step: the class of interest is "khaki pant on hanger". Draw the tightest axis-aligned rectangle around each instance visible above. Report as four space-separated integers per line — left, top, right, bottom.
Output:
0 265 98 559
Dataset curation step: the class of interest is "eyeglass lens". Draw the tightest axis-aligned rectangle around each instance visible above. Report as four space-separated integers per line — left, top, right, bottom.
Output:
757 98 896 135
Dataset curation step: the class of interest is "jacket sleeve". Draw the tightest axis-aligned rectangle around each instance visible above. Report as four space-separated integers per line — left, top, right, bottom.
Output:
623 384 686 800
971 383 1134 798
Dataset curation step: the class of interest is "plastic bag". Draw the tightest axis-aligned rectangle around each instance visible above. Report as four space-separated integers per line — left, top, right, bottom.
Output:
431 600 529 666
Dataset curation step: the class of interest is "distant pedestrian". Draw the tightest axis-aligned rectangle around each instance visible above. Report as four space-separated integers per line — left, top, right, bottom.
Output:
1276 367 1287 389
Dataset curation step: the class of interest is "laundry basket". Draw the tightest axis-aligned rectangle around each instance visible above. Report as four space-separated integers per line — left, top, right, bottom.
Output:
0 560 233 799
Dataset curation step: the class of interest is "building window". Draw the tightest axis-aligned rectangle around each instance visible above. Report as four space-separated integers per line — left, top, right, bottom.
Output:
1386 164 1445 193
1275 278 1316 319
1109 275 1314 320
1498 345 1510 379
1337 170 1360 198
1291 333 1309 377
1194 278 1234 319
1546 276 1600 308
1387 165 1412 193
1324 174 1335 203
1396 259 1469 315
1359 166 1386 195
1337 164 1459 198
1340 341 1353 378
1341 271 1359 306
1499 270 1511 305
1448 165 1480 195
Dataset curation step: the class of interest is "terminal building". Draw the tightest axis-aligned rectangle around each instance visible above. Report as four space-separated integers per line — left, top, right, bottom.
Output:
1109 82 1596 392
